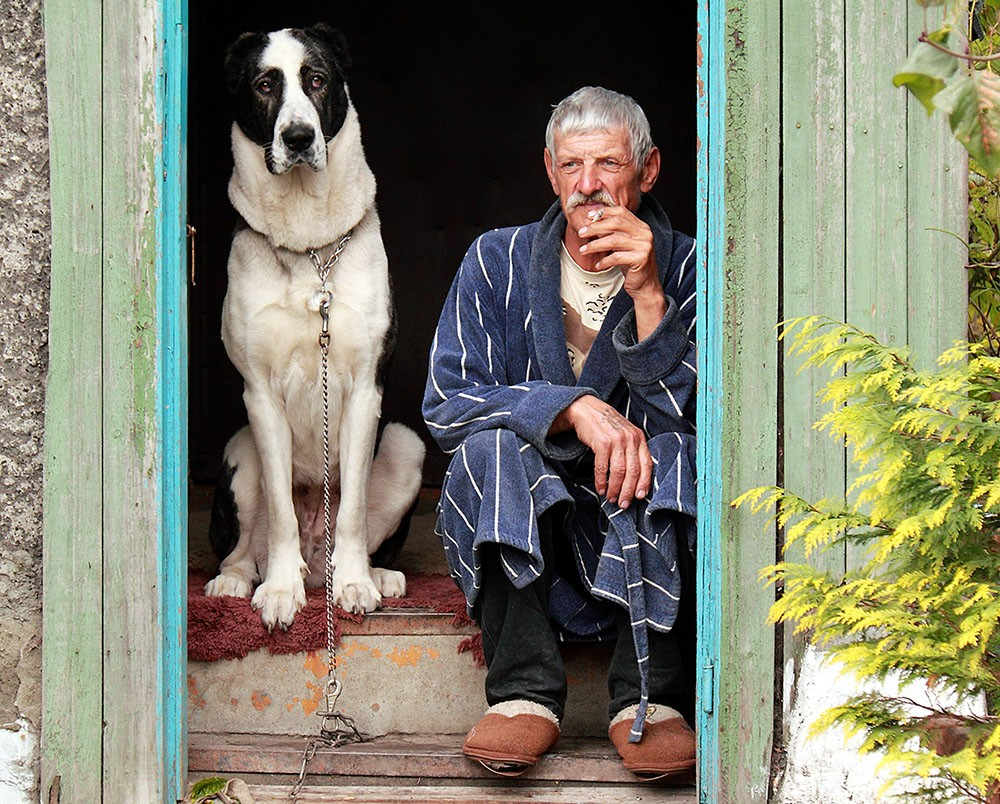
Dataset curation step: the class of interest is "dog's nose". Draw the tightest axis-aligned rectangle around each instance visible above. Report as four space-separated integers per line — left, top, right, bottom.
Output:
281 123 315 153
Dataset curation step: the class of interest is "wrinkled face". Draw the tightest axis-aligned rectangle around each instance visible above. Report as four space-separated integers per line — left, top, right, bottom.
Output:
224 24 351 174
543 126 659 234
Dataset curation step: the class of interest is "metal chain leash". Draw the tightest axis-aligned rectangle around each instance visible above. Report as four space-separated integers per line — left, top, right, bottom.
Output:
289 232 368 803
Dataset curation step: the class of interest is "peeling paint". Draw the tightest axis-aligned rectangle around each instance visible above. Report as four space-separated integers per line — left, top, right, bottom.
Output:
250 690 271 711
387 645 440 667
302 650 326 680
288 679 323 716
187 676 206 710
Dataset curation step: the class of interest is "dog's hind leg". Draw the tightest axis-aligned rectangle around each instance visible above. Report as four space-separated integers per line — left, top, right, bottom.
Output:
364 423 426 598
205 426 264 599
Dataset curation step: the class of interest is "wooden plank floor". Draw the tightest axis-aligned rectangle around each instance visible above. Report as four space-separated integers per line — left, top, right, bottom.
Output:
229 781 698 802
189 732 697 801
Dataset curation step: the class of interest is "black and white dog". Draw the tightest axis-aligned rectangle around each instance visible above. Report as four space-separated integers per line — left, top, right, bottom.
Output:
204 24 425 630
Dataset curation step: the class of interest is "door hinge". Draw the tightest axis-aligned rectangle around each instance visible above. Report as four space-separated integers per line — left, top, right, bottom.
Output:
701 661 715 714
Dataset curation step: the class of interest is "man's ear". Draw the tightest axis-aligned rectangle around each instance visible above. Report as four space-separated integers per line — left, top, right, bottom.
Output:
543 148 560 195
639 146 661 193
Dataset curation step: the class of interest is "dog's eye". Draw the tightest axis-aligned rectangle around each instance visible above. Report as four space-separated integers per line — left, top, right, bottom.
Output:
309 74 325 91
256 78 273 95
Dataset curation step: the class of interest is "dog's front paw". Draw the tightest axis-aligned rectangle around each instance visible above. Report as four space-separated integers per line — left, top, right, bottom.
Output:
332 572 382 614
205 571 253 599
251 579 307 630
371 567 406 599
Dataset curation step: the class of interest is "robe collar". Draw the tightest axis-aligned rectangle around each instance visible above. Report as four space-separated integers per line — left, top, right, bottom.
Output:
527 195 675 398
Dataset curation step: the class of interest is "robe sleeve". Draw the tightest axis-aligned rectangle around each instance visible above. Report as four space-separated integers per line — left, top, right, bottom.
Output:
423 230 592 458
611 237 698 435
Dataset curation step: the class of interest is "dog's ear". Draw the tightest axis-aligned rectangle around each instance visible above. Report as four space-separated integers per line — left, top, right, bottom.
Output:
306 22 352 75
224 31 267 94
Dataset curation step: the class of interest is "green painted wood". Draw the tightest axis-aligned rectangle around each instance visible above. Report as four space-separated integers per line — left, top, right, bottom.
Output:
100 1 164 801
41 0 106 801
904 5 968 370
843 6 910 572
777 1 851 766
780 1 848 567
718 3 781 801
845 6 909 348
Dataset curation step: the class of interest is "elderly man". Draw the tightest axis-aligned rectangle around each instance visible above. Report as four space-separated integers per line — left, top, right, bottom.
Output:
423 86 697 779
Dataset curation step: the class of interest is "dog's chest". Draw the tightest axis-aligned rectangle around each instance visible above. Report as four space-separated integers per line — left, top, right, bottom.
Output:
223 233 388 387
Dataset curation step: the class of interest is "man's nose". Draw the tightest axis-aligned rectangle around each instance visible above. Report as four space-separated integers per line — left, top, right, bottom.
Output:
578 163 603 195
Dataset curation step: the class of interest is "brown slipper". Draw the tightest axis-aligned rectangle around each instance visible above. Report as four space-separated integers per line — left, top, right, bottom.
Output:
609 704 696 780
463 700 561 776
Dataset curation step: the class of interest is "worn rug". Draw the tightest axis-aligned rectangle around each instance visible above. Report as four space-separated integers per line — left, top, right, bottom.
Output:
187 569 484 665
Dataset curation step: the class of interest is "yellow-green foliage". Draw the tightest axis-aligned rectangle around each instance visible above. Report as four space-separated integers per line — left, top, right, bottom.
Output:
734 316 1000 803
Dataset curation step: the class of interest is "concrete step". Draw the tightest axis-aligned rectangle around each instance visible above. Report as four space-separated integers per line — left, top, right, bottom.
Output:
188 732 697 801
187 608 615 738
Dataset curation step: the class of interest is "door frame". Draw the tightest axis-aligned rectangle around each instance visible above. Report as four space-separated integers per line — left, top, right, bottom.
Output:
41 1 723 800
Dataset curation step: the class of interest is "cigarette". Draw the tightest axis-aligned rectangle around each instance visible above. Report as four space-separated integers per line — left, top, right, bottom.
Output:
591 208 605 221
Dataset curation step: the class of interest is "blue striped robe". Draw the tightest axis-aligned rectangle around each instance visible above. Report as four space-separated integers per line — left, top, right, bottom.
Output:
422 196 697 739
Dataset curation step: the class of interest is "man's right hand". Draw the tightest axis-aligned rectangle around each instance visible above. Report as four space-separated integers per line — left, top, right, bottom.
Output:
549 395 652 509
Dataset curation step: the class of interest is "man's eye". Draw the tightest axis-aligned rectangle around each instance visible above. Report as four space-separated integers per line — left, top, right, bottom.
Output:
561 162 580 173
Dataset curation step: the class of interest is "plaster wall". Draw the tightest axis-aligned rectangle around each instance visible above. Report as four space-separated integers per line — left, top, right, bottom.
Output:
776 646 983 804
0 0 48 800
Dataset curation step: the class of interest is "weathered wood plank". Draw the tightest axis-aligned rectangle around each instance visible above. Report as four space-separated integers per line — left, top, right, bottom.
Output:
188 732 695 788
100 1 163 800
213 780 697 804
41 0 106 801
780 0 848 569
904 5 968 370
843 6 910 571
159 2 190 798
845 6 909 346
719 2 782 801
695 2 724 799
777 0 851 772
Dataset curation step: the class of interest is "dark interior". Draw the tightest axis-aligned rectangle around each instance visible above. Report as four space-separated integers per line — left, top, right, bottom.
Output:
187 3 698 488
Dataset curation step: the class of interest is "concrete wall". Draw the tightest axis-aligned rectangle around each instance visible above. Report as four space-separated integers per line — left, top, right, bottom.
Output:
0 0 47 800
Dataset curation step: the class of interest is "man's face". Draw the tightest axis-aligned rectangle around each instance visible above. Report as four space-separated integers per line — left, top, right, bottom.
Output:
544 126 659 233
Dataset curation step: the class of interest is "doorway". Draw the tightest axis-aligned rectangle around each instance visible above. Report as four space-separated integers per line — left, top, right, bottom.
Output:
186 2 699 487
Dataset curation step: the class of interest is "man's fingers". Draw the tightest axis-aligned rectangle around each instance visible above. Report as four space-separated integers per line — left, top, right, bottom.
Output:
594 447 610 496
606 449 628 504
635 445 653 502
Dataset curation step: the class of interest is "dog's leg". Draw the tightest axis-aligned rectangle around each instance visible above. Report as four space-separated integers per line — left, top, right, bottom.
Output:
364 423 426 598
330 381 384 613
205 426 263 598
243 389 309 629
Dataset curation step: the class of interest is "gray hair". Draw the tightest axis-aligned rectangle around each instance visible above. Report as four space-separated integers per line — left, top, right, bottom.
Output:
545 86 654 169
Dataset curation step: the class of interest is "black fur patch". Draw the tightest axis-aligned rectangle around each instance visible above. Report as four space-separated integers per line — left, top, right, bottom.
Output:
375 278 398 392
224 23 351 151
208 460 240 560
370 497 416 568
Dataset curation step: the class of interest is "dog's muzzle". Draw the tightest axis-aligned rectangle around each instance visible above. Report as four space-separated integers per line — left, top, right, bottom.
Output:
268 122 326 174
281 122 316 154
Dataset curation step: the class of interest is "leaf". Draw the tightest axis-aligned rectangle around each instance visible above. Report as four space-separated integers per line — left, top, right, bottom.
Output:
934 69 1000 176
893 36 960 114
188 777 228 803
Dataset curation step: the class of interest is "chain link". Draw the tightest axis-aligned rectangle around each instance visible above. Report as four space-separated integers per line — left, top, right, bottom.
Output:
288 231 367 803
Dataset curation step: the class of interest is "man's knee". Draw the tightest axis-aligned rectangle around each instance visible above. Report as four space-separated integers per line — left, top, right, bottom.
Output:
453 427 530 465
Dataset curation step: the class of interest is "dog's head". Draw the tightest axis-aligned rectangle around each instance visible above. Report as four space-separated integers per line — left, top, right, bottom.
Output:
224 23 352 175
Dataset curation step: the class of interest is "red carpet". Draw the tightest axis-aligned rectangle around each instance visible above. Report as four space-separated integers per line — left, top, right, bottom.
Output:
187 569 484 666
